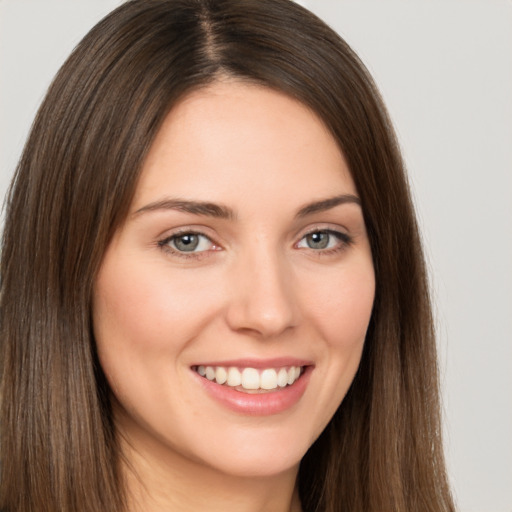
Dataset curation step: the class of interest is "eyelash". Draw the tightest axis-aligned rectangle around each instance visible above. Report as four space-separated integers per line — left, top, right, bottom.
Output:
158 228 353 260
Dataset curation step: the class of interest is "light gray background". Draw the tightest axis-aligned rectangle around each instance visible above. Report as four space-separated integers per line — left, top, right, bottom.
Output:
1 1 511 511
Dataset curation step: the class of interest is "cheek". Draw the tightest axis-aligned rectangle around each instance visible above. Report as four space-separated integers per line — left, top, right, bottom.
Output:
92 256 178 407
93 253 218 356
295 260 374 437
91 252 214 419
303 261 375 349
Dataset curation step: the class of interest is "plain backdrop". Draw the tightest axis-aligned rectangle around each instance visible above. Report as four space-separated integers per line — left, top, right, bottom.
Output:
1 1 511 511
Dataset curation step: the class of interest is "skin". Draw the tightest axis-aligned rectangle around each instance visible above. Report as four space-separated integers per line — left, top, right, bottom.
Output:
93 80 375 512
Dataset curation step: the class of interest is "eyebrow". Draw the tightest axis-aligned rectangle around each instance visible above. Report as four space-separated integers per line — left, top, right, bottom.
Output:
133 194 361 220
295 194 361 217
133 198 236 220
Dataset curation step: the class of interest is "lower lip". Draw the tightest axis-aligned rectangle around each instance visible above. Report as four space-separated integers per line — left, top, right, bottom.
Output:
193 366 312 416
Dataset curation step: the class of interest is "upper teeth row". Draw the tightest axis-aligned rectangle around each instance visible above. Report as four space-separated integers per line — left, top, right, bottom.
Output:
196 365 302 390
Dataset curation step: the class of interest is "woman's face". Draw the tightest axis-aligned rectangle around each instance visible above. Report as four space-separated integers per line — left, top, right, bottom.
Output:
93 81 375 479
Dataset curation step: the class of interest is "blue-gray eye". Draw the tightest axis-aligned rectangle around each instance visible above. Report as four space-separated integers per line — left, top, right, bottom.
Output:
174 234 199 251
167 233 213 252
305 232 330 249
297 230 347 250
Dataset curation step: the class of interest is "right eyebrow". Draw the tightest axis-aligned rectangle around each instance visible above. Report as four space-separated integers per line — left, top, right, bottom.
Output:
295 194 362 218
132 198 236 220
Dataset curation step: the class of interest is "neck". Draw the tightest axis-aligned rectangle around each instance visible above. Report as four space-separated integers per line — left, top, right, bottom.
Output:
119 432 302 512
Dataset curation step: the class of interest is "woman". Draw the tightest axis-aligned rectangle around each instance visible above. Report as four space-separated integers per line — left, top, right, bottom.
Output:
0 0 455 511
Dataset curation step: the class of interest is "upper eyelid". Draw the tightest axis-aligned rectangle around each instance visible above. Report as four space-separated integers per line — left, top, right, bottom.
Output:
296 223 351 240
296 228 352 245
301 226 345 235
160 230 215 246
158 226 217 242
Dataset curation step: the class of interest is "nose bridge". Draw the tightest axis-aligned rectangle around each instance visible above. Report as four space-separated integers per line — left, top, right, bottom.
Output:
226 238 297 338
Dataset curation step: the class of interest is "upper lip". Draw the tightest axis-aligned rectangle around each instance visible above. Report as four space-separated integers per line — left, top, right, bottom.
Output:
191 357 314 369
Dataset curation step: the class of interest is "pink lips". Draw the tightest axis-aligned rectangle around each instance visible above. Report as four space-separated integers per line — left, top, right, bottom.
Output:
192 358 313 416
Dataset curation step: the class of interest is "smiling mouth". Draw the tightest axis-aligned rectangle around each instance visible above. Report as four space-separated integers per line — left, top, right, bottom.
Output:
192 365 304 394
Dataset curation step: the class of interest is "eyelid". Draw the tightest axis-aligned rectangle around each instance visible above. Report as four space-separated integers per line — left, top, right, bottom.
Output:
296 224 351 241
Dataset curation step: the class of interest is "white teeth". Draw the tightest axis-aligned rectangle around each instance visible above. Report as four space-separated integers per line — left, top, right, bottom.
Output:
196 365 303 390
277 368 288 387
241 368 260 390
227 367 242 386
215 366 227 385
260 369 277 390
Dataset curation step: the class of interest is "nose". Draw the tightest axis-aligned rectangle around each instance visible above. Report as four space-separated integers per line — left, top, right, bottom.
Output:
225 246 299 339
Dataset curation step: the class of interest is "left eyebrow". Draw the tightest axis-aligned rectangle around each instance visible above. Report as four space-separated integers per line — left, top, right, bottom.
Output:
133 198 236 220
295 194 361 218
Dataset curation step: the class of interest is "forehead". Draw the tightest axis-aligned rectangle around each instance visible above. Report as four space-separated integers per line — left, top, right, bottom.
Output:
132 80 357 212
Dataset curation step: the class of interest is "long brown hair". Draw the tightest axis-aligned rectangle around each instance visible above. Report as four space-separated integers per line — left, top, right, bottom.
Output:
0 1 455 511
